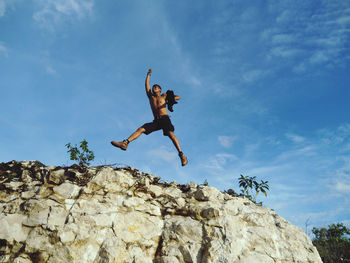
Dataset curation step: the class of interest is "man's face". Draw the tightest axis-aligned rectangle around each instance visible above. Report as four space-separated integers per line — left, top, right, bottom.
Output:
152 85 161 94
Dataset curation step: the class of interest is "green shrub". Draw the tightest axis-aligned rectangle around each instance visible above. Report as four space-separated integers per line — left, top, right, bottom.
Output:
65 139 95 167
312 223 350 263
238 174 269 205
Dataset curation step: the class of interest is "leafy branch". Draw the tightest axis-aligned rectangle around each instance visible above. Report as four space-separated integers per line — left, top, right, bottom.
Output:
65 139 95 168
238 174 269 205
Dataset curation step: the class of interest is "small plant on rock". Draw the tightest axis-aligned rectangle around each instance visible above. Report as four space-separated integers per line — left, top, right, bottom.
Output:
238 174 269 205
65 139 95 168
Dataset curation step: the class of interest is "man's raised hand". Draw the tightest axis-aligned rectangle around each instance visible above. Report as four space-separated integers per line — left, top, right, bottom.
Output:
148 68 152 75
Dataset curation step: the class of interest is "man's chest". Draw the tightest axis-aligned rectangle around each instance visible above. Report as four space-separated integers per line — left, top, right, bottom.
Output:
150 96 166 106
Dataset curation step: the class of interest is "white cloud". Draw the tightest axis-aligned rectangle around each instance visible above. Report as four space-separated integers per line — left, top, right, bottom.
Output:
148 146 177 162
33 0 94 30
271 34 296 44
276 145 317 162
309 51 329 64
216 153 237 164
0 42 8 57
334 181 350 193
293 63 306 73
0 0 20 17
218 135 236 148
46 65 57 75
336 15 350 27
285 133 305 143
186 75 201 86
203 153 237 171
262 1 350 71
341 143 350 153
248 165 288 178
275 10 292 24
329 156 350 194
319 123 350 145
242 69 269 83
269 47 300 59
0 0 5 17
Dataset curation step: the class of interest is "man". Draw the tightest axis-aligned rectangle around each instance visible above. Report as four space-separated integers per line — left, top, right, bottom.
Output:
111 69 188 166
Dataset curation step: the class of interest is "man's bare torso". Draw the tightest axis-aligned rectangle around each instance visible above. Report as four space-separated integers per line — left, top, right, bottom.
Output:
149 93 168 118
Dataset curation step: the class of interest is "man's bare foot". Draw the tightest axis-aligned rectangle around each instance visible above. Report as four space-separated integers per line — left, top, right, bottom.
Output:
111 140 128 151
179 152 188 166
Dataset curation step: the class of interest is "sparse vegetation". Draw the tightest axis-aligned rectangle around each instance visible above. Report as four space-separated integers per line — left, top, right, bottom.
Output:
312 223 350 263
238 174 269 205
203 179 209 186
65 139 95 168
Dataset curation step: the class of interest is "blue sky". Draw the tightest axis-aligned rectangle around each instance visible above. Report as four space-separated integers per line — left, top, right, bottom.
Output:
1 0 349 232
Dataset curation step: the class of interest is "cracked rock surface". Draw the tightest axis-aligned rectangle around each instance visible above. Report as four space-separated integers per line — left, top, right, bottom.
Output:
0 161 321 263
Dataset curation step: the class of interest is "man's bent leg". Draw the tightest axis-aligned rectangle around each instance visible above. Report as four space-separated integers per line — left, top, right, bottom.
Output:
168 131 188 166
167 131 182 153
128 127 146 142
111 127 146 150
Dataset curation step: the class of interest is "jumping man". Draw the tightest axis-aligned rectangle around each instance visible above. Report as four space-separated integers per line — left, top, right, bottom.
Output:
111 69 188 166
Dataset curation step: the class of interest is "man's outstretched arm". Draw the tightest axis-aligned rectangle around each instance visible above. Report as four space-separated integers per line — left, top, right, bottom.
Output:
145 68 152 97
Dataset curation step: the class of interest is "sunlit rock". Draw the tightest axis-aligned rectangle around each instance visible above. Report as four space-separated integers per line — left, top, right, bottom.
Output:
0 160 322 263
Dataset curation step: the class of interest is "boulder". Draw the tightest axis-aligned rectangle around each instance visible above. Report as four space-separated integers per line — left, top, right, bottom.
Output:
0 161 322 263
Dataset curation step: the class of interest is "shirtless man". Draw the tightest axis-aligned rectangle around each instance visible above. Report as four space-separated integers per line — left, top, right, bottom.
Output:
111 69 188 166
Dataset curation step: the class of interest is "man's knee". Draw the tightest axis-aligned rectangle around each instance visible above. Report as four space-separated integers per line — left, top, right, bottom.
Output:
137 127 146 134
167 131 176 139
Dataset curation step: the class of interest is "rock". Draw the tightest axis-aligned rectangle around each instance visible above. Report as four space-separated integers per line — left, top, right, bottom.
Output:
201 207 220 219
21 191 35 199
0 214 30 242
4 181 23 191
22 200 51 227
194 186 221 201
147 184 163 197
13 256 32 263
47 205 67 228
48 169 65 184
59 230 76 243
0 161 322 263
53 182 81 200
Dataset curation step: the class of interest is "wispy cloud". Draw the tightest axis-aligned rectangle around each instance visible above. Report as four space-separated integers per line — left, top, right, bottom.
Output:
334 181 350 193
0 0 5 17
285 133 305 143
319 124 350 145
202 153 237 172
242 69 270 83
33 0 94 30
197 122 350 228
218 135 237 148
269 47 301 59
147 146 177 162
0 0 19 17
276 145 318 162
46 65 57 75
329 157 350 195
263 0 350 71
0 42 8 57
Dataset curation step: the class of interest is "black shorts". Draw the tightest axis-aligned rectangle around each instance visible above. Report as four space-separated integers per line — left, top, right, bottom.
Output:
142 115 175 136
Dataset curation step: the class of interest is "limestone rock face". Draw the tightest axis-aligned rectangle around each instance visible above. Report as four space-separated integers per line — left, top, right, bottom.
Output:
0 161 321 263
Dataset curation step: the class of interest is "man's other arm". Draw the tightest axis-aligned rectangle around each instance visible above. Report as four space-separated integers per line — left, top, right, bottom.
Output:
145 69 152 97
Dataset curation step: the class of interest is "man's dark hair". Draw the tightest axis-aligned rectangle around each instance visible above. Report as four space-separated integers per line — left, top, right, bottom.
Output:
152 84 162 95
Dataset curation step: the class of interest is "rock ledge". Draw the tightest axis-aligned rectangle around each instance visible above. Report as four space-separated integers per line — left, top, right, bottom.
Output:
0 161 321 263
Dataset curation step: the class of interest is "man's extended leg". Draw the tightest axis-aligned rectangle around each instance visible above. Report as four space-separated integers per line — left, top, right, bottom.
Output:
128 127 146 142
167 131 188 166
111 127 146 150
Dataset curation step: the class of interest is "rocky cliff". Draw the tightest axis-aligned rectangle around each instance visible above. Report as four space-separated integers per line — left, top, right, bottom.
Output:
0 161 321 263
